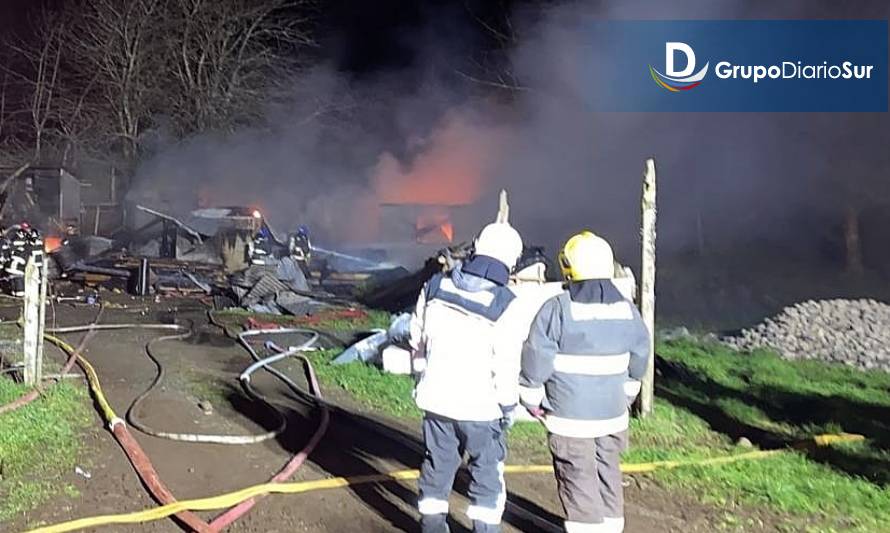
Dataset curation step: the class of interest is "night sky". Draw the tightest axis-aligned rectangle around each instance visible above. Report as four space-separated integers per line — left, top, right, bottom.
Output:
319 0 521 77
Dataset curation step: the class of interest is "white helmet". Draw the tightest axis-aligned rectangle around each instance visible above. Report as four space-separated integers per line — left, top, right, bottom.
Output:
474 223 523 270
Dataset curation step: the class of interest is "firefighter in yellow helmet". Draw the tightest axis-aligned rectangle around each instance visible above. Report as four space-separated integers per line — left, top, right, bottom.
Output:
558 231 616 281
520 231 651 533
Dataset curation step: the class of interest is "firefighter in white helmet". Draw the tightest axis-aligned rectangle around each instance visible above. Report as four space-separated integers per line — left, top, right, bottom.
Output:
519 231 651 533
410 222 526 533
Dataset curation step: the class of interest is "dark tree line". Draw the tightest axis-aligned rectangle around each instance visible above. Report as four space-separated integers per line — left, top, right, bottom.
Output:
0 0 315 169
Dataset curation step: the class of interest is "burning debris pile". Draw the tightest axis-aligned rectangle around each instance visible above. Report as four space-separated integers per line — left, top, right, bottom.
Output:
226 260 323 315
725 299 890 372
23 203 410 317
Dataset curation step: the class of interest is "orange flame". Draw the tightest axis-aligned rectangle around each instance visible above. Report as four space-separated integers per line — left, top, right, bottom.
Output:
415 212 454 243
372 115 506 208
44 236 63 253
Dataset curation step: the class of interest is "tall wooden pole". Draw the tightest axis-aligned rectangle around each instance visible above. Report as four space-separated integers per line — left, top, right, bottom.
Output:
22 259 43 385
639 158 657 416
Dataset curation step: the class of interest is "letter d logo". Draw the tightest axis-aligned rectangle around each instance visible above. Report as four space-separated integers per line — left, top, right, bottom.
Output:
666 42 696 77
649 42 709 92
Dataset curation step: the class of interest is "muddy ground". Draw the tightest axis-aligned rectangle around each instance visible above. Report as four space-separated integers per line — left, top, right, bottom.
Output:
3 295 784 532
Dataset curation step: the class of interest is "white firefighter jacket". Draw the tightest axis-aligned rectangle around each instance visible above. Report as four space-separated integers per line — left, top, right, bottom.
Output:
410 266 528 422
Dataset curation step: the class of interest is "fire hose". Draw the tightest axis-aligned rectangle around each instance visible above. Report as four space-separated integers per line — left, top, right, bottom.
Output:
36 318 328 533
0 308 107 416
45 321 319 445
25 450 791 533
41 328 212 533
208 330 328 530
126 326 311 445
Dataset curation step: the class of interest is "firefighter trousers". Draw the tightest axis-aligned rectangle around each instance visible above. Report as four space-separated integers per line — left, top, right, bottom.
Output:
417 413 506 533
548 431 628 533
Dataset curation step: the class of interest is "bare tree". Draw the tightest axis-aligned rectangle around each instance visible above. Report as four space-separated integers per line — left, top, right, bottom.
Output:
1 10 67 162
458 1 529 95
163 0 315 134
67 0 163 163
0 73 8 142
0 77 29 166
28 21 63 161
0 0 317 171
54 75 100 166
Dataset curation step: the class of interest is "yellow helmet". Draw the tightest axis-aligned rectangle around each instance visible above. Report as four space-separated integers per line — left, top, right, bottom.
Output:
558 231 615 281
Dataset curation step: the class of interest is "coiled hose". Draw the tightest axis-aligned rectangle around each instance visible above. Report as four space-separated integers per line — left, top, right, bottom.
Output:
209 331 328 530
47 321 317 446
42 327 212 533
42 317 328 532
126 324 313 445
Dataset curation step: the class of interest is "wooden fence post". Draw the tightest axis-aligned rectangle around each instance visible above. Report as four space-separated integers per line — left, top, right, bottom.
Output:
22 259 44 385
639 158 657 416
496 189 510 223
37 258 48 374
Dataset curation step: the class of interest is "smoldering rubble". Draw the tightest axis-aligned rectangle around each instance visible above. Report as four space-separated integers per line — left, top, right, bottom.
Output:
41 203 411 315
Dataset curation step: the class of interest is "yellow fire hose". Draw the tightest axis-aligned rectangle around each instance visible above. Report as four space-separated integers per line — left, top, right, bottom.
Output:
27 334 866 533
24 450 788 533
43 334 116 422
27 444 862 533
23 431 864 533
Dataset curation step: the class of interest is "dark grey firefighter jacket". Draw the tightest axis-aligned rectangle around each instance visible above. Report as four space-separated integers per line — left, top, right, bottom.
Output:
518 279 651 438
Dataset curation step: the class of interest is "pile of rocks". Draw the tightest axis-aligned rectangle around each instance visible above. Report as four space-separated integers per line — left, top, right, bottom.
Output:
724 299 890 372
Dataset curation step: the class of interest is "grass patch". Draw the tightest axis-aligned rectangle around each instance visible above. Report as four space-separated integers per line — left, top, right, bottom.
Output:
180 371 232 405
305 349 421 419
655 337 890 531
212 308 392 334
657 338 890 477
0 379 91 523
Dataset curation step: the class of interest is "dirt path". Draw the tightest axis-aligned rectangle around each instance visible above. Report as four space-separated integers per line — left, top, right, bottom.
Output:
5 296 779 532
